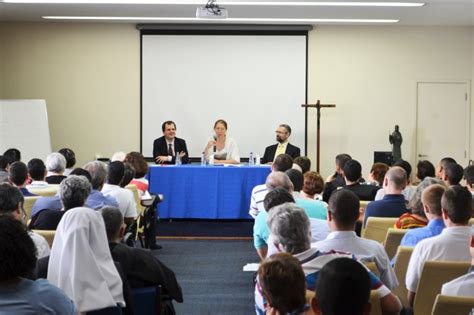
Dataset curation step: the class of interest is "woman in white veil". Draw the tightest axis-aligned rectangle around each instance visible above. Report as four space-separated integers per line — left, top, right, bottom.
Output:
47 207 125 313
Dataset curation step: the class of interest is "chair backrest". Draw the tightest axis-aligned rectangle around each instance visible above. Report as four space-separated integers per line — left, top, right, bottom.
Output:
32 229 56 247
28 185 59 197
369 290 382 315
23 196 41 223
126 184 145 214
383 228 408 260
363 261 380 278
362 217 398 243
431 294 474 315
469 217 474 225
414 260 471 315
393 246 414 309
131 285 161 315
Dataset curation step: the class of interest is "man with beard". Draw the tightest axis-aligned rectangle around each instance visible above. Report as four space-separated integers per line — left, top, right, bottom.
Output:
261 124 300 164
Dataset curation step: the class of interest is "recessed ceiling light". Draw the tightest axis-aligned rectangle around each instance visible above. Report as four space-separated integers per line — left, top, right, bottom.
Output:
42 16 400 23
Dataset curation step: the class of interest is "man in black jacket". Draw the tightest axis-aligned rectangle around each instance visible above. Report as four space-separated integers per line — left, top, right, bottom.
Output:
153 121 189 164
261 124 300 164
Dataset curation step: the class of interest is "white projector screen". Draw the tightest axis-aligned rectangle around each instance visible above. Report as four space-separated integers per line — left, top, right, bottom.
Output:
141 33 307 160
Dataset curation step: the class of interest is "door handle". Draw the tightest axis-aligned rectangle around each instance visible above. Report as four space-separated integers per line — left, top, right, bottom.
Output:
418 154 428 157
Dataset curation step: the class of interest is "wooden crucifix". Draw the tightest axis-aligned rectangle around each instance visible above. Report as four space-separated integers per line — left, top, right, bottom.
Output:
301 100 336 173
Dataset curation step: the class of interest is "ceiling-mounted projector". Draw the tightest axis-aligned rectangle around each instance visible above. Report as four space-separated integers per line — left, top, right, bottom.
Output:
196 0 228 19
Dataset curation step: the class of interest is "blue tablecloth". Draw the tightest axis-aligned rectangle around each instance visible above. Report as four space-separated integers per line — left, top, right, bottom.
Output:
148 164 271 219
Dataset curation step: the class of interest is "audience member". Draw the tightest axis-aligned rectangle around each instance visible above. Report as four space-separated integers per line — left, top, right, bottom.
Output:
45 152 67 184
343 159 380 201
3 148 21 163
120 163 135 188
293 156 311 174
301 171 325 201
443 162 464 186
416 160 435 182
261 124 300 164
48 207 125 313
394 177 444 230
285 168 304 199
101 207 183 311
124 151 149 196
58 148 76 176
249 154 293 218
0 184 49 258
256 203 402 315
322 153 351 202
102 161 138 226
314 189 398 290
0 216 75 314
30 175 91 230
367 162 389 186
436 157 457 180
441 239 474 296
83 160 119 209
293 171 327 220
311 258 372 315
406 185 472 307
257 253 308 315
364 166 409 226
375 159 415 202
8 161 37 196
26 158 48 190
0 155 10 183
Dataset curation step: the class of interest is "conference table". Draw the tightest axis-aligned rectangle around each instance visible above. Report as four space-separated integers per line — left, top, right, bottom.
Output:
148 164 271 219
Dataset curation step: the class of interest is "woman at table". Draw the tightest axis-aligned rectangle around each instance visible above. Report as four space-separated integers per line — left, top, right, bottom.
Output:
204 119 240 164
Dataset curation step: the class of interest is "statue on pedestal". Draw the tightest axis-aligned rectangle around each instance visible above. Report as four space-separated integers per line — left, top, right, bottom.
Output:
389 125 402 162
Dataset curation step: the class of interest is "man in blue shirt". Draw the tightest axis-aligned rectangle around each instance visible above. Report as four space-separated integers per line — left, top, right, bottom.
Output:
364 166 409 226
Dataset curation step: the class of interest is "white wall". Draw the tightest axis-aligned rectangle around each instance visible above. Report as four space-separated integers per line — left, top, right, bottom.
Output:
0 23 472 174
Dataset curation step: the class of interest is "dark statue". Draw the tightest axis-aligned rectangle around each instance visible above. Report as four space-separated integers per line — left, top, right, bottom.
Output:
389 125 402 161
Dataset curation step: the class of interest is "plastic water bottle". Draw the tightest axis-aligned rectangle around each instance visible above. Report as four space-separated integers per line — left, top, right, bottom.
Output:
175 154 182 165
209 154 215 166
249 152 254 166
201 152 206 166
255 154 261 166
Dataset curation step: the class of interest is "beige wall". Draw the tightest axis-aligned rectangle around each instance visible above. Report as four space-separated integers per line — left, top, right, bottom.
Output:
0 22 472 174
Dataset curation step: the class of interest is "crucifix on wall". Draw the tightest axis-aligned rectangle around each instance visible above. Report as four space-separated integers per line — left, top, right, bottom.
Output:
301 100 336 173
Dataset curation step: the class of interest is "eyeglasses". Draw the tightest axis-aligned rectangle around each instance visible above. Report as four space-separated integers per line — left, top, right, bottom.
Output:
275 130 288 134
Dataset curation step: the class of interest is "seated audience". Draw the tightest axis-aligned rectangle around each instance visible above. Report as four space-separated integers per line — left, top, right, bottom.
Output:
30 175 91 230
286 168 304 199
375 159 415 202
101 207 183 310
441 240 474 296
314 189 398 290
45 152 67 184
58 148 76 176
26 158 49 190
322 153 351 202
83 161 119 209
102 161 138 226
124 151 150 197
0 183 50 258
255 203 402 315
343 159 380 201
294 171 327 220
465 165 474 193
311 258 372 315
367 162 389 186
435 157 457 180
249 154 293 218
364 166 409 226
257 253 309 315
394 177 445 230
0 155 10 183
120 163 135 188
47 207 125 313
416 160 435 182
442 162 464 186
3 148 21 163
293 156 311 174
0 216 75 314
8 161 37 196
406 185 472 308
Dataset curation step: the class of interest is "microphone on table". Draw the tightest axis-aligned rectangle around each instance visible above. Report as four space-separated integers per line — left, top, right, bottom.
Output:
213 135 217 153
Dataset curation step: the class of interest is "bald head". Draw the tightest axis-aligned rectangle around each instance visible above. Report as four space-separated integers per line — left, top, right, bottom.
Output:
384 166 407 191
266 172 293 192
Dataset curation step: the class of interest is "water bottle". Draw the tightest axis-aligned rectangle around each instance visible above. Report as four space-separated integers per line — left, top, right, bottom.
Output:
209 154 215 165
201 152 206 166
249 152 254 166
255 154 260 166
175 154 182 165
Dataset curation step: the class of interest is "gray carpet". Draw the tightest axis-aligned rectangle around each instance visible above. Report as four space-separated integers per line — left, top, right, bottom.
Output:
153 239 258 315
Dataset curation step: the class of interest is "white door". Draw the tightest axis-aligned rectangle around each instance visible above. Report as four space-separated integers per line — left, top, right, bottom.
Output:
416 81 470 167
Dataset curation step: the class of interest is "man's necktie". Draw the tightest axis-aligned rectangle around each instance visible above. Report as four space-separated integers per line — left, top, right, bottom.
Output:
275 143 285 158
168 143 173 156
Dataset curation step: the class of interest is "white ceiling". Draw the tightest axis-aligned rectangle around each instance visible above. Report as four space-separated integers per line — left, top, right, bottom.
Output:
0 0 472 25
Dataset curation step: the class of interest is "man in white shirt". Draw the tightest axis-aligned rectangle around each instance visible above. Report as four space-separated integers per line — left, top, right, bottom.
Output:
405 185 472 308
101 161 138 226
313 189 398 290
26 158 49 190
441 241 474 296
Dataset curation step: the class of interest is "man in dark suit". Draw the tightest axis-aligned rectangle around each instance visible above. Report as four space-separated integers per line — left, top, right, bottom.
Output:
261 124 300 164
153 121 189 164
